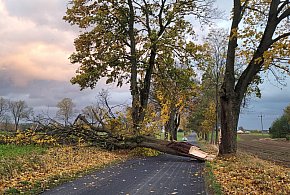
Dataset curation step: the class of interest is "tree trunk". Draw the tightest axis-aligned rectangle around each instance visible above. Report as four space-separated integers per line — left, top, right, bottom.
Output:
205 133 208 142
165 108 179 141
165 109 175 141
219 94 241 154
128 0 141 134
218 0 242 155
173 112 180 141
15 118 19 131
164 129 169 140
214 72 220 145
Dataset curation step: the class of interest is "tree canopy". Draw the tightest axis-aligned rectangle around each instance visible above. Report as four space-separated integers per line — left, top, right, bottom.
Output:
64 0 216 132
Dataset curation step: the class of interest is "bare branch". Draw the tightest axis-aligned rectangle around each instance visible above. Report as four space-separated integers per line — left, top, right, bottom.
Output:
277 0 289 14
278 7 290 22
271 31 290 44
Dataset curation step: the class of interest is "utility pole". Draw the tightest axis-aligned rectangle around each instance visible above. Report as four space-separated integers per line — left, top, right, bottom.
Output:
258 113 264 133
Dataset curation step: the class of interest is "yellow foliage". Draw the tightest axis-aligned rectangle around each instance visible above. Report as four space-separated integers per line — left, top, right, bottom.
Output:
130 147 160 157
201 101 216 133
211 152 290 194
0 130 57 146
0 146 129 194
141 103 162 135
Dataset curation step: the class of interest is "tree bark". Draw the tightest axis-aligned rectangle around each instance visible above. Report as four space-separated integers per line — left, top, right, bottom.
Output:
172 112 180 141
219 93 241 154
128 0 141 134
165 108 176 141
126 136 211 161
218 0 243 155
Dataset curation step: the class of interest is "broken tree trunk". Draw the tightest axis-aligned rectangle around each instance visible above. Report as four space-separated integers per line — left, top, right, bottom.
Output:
37 114 215 161
126 136 214 161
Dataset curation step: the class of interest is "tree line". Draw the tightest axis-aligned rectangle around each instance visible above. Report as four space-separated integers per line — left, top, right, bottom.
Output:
0 97 78 132
270 104 290 139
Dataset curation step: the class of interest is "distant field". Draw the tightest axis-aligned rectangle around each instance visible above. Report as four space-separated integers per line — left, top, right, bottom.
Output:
238 134 290 167
0 144 46 159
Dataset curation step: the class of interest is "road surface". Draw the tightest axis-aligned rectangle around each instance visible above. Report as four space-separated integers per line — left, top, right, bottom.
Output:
42 133 207 195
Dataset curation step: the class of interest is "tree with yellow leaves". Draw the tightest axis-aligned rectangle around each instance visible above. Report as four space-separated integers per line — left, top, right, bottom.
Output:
201 101 216 140
152 64 198 141
220 0 290 154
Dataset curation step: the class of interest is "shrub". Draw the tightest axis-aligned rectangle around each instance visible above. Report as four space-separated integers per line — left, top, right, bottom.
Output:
269 115 290 139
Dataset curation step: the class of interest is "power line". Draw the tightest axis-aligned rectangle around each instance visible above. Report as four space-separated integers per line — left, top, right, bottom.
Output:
258 113 264 131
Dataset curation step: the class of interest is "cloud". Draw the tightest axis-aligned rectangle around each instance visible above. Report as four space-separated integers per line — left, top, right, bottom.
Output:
239 77 290 130
2 0 73 31
0 0 78 88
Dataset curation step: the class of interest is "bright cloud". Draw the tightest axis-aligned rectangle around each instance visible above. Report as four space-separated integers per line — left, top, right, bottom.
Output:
0 0 77 87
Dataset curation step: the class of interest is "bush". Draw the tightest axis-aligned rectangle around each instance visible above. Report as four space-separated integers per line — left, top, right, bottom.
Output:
269 115 290 139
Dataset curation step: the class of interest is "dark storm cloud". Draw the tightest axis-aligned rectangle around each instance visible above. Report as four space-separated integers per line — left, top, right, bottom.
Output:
239 77 290 130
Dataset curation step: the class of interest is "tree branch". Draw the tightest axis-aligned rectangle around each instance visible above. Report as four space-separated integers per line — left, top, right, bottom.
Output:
271 31 290 44
278 7 290 22
142 0 151 36
158 0 166 30
277 0 289 15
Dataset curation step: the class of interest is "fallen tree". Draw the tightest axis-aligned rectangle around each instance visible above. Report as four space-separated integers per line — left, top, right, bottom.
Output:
32 114 214 161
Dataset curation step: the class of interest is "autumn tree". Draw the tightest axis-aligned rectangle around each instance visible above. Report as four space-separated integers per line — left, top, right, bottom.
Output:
0 97 8 122
201 101 216 140
199 28 228 144
64 0 216 134
8 100 33 131
153 64 198 141
186 82 215 141
56 98 76 126
220 0 290 154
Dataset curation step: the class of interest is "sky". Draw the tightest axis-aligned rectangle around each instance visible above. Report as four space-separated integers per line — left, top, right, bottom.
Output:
0 0 289 130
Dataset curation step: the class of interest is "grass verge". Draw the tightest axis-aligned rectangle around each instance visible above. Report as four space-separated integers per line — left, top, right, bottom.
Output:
0 145 129 194
209 152 290 194
197 140 221 195
0 144 47 159
204 162 223 195
198 139 290 195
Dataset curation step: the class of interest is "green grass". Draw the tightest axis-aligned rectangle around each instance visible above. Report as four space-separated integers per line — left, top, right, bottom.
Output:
158 131 185 141
177 131 185 141
0 144 47 159
249 132 270 136
204 162 223 195
0 131 13 136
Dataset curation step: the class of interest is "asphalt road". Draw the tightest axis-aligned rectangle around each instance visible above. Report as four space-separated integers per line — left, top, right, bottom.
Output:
42 133 207 195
